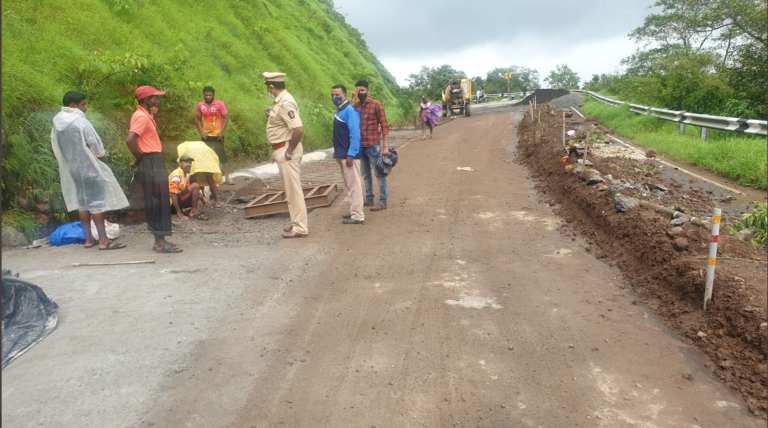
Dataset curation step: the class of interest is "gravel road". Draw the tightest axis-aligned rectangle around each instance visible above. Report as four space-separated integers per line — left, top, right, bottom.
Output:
1 102 761 428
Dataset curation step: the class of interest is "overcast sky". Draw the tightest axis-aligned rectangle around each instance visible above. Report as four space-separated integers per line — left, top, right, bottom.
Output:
333 0 659 87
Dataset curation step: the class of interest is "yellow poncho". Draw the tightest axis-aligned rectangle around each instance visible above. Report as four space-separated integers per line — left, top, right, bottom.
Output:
177 141 222 187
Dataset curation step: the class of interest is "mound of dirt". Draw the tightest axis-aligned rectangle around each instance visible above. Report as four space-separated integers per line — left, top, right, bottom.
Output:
515 107 768 418
521 89 570 105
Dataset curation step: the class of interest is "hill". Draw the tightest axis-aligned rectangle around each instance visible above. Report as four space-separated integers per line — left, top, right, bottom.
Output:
1 0 412 236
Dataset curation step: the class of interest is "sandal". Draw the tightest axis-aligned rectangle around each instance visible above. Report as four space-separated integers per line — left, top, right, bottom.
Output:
191 212 209 221
154 242 183 253
84 242 97 249
99 239 126 251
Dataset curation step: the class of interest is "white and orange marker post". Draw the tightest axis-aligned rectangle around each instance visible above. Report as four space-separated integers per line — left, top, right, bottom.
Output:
562 111 566 146
538 110 541 124
703 208 722 310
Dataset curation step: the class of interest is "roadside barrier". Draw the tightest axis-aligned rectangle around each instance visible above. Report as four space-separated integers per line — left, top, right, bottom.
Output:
575 90 768 140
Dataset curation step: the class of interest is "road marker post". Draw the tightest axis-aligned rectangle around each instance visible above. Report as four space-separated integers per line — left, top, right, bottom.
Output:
703 208 721 310
562 112 566 146
538 110 540 124
584 132 589 165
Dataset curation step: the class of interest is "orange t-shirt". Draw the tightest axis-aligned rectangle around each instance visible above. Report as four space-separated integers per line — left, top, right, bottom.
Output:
129 106 162 154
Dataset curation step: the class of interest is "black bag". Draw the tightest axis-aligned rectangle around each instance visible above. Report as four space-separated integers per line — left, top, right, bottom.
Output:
375 148 398 176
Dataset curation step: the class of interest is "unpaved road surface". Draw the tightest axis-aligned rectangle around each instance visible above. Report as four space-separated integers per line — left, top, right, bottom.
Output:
2 103 762 427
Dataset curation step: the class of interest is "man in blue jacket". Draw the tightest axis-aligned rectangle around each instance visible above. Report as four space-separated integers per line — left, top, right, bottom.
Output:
332 84 364 225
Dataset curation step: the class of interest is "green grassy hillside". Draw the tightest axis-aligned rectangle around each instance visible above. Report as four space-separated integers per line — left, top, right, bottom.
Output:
1 0 412 236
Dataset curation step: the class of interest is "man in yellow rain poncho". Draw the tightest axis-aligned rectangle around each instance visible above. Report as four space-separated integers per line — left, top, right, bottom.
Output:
176 141 224 208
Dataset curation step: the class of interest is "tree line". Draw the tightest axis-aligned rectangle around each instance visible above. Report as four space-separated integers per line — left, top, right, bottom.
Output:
585 0 767 119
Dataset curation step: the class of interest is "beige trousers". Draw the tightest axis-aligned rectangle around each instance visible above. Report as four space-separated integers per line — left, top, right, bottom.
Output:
273 143 308 234
337 158 364 221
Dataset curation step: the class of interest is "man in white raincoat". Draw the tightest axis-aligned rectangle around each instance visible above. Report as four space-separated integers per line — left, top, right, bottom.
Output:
51 91 129 250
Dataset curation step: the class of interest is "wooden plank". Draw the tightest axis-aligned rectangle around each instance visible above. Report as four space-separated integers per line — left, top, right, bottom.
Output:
243 184 338 219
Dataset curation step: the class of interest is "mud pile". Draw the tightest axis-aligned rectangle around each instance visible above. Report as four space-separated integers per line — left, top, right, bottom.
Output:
520 89 570 105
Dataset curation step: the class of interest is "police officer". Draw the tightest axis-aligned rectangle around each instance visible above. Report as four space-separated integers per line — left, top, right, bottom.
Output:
263 72 308 238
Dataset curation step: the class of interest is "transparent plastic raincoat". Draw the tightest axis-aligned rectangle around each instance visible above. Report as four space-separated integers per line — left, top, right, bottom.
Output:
50 108 129 214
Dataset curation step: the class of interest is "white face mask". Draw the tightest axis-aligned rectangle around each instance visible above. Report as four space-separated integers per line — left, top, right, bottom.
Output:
269 92 276 100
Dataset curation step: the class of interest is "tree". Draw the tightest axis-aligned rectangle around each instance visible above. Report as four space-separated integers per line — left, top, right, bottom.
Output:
544 64 580 89
483 66 540 94
406 65 466 101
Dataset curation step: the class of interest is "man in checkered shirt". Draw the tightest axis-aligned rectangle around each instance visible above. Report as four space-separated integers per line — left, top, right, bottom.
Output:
351 80 390 211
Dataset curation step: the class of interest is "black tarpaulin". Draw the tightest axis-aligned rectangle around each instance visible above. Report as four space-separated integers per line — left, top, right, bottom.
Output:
2 272 59 369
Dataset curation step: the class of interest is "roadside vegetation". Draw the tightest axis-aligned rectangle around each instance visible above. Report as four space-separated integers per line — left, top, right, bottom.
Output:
581 97 767 190
1 0 417 237
727 202 768 250
584 0 767 120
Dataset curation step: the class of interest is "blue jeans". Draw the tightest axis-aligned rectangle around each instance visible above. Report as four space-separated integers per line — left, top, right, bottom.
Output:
360 145 387 205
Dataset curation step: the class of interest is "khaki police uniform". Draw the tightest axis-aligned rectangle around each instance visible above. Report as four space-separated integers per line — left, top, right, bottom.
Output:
264 72 308 235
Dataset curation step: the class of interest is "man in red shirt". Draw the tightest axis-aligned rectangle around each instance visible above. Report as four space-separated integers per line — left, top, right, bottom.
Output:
126 85 182 254
351 80 390 211
196 86 232 185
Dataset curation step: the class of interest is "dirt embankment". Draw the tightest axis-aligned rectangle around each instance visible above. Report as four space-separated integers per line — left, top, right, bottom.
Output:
515 105 768 417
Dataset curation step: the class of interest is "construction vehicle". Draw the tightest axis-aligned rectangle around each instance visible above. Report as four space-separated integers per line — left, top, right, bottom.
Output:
442 78 471 117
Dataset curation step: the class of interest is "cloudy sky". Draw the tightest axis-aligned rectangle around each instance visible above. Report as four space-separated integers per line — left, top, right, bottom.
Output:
333 0 659 87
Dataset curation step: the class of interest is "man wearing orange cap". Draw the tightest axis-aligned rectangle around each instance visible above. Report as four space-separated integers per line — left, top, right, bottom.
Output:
264 72 308 238
125 85 182 253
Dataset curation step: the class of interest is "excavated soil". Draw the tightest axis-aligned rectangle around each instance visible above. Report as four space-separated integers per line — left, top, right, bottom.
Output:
515 105 768 417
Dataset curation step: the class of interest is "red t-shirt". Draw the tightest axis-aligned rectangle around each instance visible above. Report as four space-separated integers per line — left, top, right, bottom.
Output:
197 100 228 136
129 106 162 154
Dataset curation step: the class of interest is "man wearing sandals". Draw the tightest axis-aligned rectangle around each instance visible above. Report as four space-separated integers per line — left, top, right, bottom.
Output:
51 91 129 250
169 155 208 221
126 86 182 254
264 72 308 239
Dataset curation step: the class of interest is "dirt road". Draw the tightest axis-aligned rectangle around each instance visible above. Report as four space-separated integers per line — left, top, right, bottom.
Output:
2 103 762 427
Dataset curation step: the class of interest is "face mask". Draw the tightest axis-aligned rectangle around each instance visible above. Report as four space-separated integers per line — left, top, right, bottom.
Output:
332 96 344 106
150 106 159 115
358 93 368 102
268 91 276 100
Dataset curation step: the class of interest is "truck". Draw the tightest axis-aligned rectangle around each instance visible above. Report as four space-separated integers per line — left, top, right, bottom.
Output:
442 78 471 117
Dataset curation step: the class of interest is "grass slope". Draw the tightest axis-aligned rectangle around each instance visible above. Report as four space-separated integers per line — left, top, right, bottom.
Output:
1 0 411 236
581 98 767 190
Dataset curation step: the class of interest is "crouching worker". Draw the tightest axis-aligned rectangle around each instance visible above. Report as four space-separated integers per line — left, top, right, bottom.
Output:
177 140 224 209
169 155 208 221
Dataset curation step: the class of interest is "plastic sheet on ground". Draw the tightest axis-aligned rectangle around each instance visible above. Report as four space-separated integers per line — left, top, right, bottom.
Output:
2 273 59 369
177 141 222 187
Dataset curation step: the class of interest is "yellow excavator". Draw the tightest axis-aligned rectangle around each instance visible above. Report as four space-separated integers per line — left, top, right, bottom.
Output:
441 78 471 117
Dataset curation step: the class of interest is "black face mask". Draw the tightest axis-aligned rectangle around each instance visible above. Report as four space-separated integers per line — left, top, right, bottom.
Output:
358 93 368 102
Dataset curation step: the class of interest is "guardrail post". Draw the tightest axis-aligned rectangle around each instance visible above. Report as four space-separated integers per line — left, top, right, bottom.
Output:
679 123 686 135
701 127 708 141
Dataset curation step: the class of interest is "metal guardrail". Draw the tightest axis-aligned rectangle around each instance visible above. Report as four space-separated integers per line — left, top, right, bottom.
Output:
577 90 767 139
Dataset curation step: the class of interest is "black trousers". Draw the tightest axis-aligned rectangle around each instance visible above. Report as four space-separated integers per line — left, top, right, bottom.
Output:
137 153 172 237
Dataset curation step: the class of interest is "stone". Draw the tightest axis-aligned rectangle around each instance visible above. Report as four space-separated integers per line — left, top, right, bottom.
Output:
579 168 604 185
2 227 30 248
577 159 594 166
614 194 640 212
737 228 756 242
571 164 585 175
666 227 685 238
670 217 690 227
607 185 624 196
672 237 689 251
645 149 657 158
565 165 574 173
654 184 668 192
594 184 609 192
720 195 734 202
